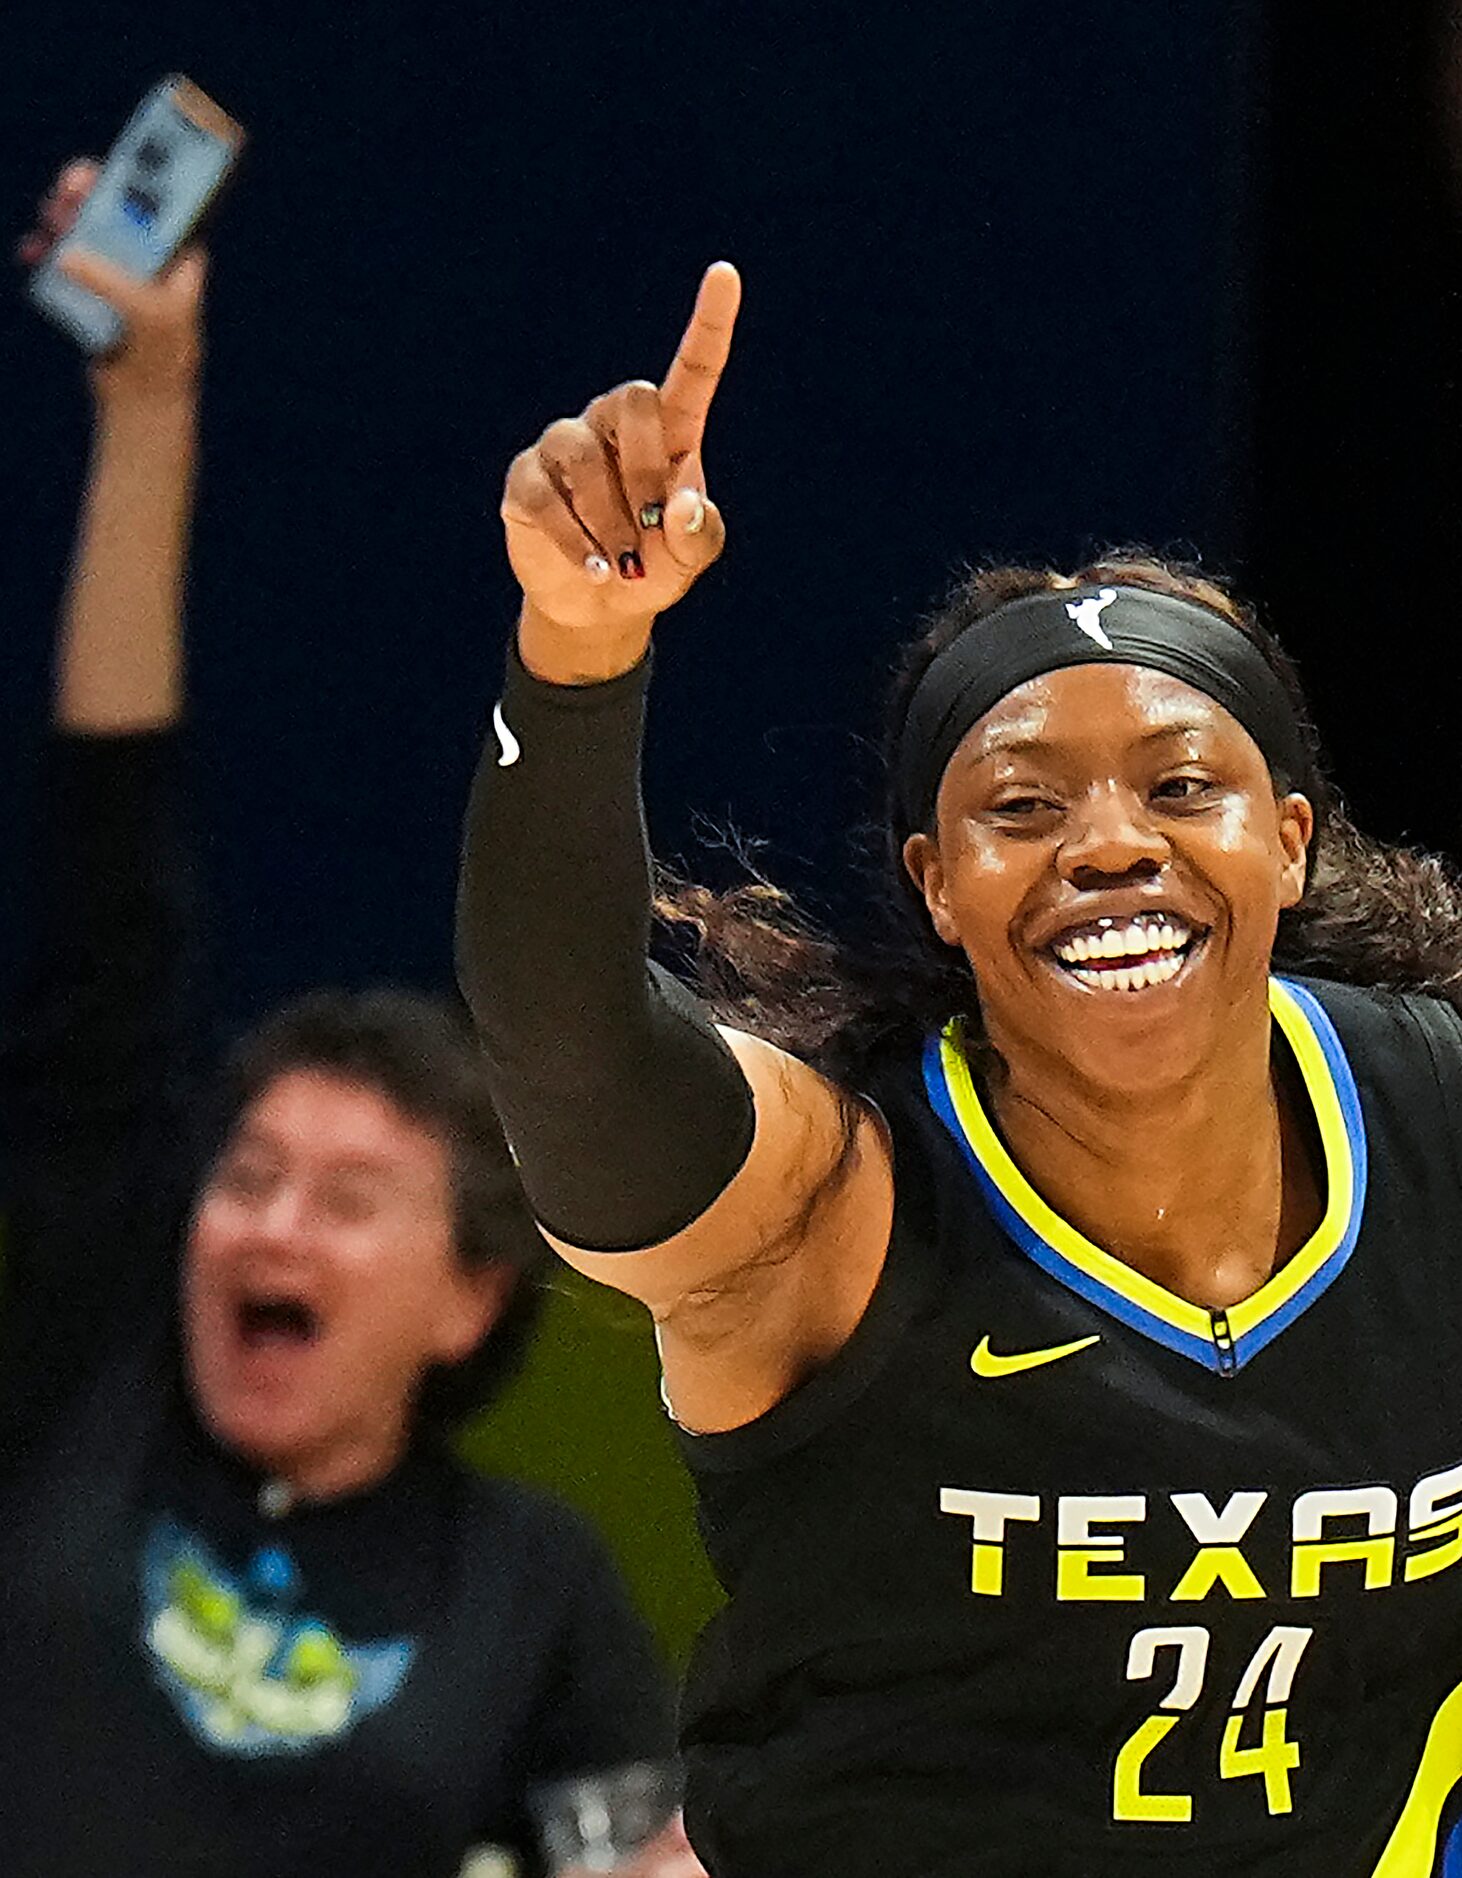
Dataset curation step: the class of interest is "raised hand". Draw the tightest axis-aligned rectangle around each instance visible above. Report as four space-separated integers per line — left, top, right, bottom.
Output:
18 159 206 405
502 262 741 680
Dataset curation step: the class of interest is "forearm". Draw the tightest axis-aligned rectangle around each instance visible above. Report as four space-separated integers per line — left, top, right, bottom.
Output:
55 387 196 733
456 625 754 1251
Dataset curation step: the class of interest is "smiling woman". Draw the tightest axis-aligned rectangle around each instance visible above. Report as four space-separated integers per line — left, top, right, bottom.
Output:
662 556 1462 1082
457 264 1462 1878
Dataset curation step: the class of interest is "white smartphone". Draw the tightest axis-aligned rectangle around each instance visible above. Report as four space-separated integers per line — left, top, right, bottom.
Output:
28 75 245 352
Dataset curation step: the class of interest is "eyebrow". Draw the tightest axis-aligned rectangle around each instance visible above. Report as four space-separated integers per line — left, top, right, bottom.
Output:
316 1157 398 1182
974 721 1213 761
223 1132 398 1181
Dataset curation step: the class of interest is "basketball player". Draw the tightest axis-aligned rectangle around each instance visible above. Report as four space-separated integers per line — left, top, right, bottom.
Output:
457 262 1462 1874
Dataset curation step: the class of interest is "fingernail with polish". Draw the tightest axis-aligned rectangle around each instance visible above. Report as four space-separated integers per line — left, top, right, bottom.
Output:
618 550 645 581
585 553 612 584
679 490 706 536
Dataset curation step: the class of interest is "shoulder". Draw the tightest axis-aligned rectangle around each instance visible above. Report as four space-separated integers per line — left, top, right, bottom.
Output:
676 1035 956 1474
454 1467 605 1552
441 1468 673 1765
1282 973 1462 1077
1282 976 1462 1189
854 1024 969 1222
850 1023 933 1097
843 1025 942 1155
449 1468 633 1606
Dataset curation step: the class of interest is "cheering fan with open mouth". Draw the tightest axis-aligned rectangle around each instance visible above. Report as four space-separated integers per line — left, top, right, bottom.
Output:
0 156 690 1878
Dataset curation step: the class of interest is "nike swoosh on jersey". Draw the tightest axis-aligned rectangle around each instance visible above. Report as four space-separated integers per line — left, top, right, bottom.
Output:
970 1333 1101 1378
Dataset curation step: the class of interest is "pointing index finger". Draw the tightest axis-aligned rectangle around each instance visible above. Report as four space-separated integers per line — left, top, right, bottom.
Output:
660 260 741 476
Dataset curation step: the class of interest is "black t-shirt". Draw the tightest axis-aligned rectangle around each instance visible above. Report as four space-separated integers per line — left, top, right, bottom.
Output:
0 736 673 1877
679 975 1462 1877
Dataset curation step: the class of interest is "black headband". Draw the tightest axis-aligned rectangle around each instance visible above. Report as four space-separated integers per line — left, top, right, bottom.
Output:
894 585 1309 836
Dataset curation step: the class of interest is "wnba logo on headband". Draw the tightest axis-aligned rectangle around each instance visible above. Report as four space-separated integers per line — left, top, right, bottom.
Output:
1065 588 1118 649
894 583 1309 837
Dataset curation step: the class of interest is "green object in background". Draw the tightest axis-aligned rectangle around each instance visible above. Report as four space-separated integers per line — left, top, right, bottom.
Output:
457 1266 724 1668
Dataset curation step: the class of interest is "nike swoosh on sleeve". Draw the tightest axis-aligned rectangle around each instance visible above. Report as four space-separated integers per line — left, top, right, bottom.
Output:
492 702 521 768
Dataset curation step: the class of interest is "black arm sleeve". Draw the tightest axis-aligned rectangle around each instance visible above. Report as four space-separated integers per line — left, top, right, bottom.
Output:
0 732 203 1456
455 644 755 1252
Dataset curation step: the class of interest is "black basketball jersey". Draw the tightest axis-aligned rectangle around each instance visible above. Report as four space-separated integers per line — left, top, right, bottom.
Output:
678 977 1462 1877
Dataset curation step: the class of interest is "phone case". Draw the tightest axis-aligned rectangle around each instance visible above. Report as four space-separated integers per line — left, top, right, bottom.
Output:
29 75 244 353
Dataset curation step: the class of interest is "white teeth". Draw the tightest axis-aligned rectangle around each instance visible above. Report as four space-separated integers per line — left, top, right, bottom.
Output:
1051 915 1194 967
1068 952 1185 993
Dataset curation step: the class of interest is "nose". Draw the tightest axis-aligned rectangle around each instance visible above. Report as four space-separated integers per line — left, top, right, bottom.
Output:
1057 782 1168 889
251 1182 308 1247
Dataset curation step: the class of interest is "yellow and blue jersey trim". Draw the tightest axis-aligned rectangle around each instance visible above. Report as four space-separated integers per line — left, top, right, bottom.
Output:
921 976 1368 1373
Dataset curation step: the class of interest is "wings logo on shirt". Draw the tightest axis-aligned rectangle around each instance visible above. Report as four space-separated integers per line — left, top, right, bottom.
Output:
139 1517 415 1756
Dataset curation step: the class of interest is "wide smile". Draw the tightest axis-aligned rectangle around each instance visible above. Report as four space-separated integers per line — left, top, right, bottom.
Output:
1042 912 1209 995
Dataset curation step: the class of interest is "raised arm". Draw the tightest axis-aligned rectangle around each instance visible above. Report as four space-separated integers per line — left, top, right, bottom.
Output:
0 167 208 1449
456 268 893 1435
29 167 202 732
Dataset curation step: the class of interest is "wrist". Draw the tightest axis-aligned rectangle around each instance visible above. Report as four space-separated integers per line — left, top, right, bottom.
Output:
516 599 655 687
90 384 199 460
91 369 201 429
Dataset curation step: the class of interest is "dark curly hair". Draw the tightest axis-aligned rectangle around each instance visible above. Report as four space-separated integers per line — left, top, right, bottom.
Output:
220 987 547 1428
659 552 1462 1079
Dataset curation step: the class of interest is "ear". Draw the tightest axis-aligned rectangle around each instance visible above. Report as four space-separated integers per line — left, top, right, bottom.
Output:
902 831 962 947
1275 792 1315 910
433 1260 518 1366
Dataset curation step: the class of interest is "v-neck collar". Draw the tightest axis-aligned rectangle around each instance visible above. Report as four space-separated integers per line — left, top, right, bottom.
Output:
922 977 1368 1373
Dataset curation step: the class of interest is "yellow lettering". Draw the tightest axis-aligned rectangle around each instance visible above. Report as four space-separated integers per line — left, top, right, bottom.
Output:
1405 1516 1462 1584
1406 1465 1462 1585
1291 1486 1396 1596
1113 1715 1190 1822
940 1488 1040 1598
1057 1495 1146 1602
1292 1536 1394 1597
1220 1707 1300 1815
1171 1546 1267 1602
1059 1549 1146 1602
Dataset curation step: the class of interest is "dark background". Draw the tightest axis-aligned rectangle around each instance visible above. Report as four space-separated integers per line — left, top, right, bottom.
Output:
1 0 1458 1650
4 1 1456 1009
16 0 1448 1010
